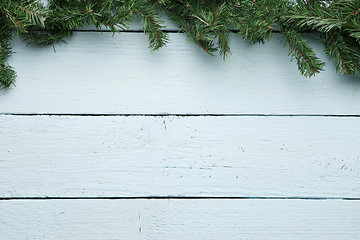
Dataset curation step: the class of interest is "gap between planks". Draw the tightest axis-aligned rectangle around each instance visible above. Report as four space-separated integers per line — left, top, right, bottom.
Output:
2 113 360 117
33 29 282 33
1 197 360 201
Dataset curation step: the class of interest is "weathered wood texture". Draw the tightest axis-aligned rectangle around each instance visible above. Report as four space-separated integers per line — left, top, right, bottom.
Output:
1 115 359 198
3 32 360 114
1 199 359 240
1 28 360 239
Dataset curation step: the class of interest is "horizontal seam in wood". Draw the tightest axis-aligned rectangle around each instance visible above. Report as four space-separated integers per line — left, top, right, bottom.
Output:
26 29 283 34
1 197 359 201
1 113 360 117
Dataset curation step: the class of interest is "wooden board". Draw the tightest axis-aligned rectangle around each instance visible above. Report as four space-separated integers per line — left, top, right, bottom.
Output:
1 199 359 240
2 28 360 239
1 115 359 198
3 32 360 115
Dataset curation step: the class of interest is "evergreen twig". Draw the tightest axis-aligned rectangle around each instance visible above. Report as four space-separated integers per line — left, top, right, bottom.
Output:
282 30 325 77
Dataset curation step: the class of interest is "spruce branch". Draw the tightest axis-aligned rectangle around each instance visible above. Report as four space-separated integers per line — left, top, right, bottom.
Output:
97 1 134 31
282 30 325 77
350 31 360 42
134 2 169 50
281 0 344 33
19 0 47 27
163 0 218 55
233 0 285 44
182 21 218 55
22 29 72 46
332 0 360 21
282 15 343 33
0 64 16 90
217 29 231 59
324 32 360 75
193 1 231 58
1 3 29 35
0 26 16 89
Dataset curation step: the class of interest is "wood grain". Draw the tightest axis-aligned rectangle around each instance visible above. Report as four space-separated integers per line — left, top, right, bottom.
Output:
1 199 359 239
3 32 360 115
2 27 360 239
1 115 359 198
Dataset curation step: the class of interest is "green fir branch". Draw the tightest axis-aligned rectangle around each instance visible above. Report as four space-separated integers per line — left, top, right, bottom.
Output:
134 2 169 50
349 31 360 42
332 0 360 21
282 30 325 77
19 1 47 27
0 26 16 89
97 1 134 31
324 32 360 75
163 0 218 55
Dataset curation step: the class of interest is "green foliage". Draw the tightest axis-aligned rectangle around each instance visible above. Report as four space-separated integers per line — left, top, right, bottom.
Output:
0 0 359 89
134 1 169 50
0 19 16 89
283 30 325 77
324 32 360 75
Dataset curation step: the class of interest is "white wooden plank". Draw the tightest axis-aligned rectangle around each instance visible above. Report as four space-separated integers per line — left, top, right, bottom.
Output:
0 199 141 240
2 32 360 114
1 115 359 198
1 199 359 239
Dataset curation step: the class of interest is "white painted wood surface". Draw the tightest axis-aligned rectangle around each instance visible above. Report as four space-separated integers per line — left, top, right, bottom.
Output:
2 32 360 114
1 115 359 198
1 28 360 239
1 199 359 240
